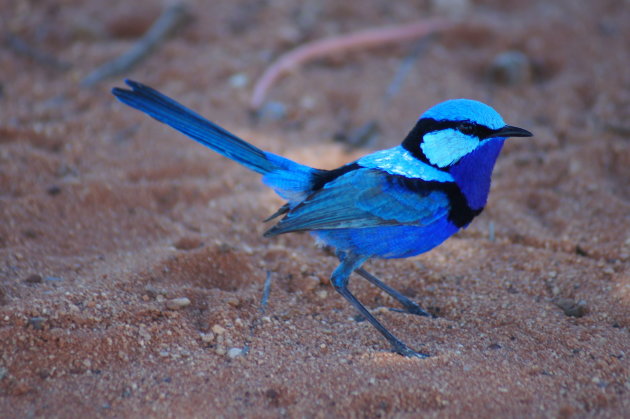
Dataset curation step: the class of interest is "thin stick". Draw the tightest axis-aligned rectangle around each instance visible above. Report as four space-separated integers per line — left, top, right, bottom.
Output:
81 4 189 87
260 270 273 313
5 32 71 71
384 36 433 102
488 220 495 242
250 18 453 110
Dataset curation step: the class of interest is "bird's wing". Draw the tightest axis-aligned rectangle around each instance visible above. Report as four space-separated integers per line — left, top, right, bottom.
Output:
264 168 451 236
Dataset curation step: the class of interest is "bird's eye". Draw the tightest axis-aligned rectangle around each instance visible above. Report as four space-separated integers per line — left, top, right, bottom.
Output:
458 122 476 135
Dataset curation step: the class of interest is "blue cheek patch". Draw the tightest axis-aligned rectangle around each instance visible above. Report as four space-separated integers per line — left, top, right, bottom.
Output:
421 129 479 168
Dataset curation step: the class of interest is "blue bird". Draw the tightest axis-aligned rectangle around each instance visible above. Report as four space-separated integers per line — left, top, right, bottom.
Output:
112 80 532 358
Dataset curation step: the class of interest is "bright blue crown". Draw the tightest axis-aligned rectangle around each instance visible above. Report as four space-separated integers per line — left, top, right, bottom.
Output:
421 99 505 130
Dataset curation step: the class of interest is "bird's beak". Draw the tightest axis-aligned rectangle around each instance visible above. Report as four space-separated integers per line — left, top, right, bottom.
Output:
493 125 533 138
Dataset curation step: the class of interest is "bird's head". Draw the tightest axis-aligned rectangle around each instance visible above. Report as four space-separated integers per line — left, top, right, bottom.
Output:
402 99 532 169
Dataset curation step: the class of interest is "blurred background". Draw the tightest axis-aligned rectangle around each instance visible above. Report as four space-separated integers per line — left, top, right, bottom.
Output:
1 0 629 417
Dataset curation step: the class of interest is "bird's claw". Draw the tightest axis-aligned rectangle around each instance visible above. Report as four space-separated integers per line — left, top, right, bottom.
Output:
394 344 430 359
388 303 432 317
402 301 431 317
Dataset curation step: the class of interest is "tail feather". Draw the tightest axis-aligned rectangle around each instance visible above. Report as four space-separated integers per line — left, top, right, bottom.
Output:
112 79 275 174
112 80 320 204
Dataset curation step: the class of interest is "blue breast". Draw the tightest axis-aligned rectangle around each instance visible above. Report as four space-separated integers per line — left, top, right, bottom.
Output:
449 137 505 211
311 218 459 259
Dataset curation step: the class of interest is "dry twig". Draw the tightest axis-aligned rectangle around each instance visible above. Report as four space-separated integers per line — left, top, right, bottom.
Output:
81 4 189 87
260 271 273 314
5 32 71 71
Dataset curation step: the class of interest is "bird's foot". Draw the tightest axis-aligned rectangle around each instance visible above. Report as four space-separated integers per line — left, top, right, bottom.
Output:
393 343 430 359
388 301 432 318
401 300 432 317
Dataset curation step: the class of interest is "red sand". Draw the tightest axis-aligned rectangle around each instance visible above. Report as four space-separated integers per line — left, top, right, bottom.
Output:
1 0 629 417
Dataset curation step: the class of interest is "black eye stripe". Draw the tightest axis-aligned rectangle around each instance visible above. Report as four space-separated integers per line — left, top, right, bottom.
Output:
404 118 493 141
401 118 496 164
457 121 476 135
463 122 493 139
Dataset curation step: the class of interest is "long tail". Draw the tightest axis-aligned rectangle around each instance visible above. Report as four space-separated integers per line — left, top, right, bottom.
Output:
112 79 277 174
112 80 318 203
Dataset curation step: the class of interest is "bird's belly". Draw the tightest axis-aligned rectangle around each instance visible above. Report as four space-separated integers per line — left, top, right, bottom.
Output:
311 218 459 259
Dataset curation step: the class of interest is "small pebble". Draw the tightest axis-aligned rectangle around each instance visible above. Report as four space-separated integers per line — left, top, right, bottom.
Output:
166 297 191 310
212 324 226 335
226 297 240 308
555 298 588 318
489 50 532 85
200 332 215 343
316 290 328 299
229 73 249 88
24 274 43 284
256 101 287 121
173 237 203 251
227 347 245 358
372 306 389 315
46 185 62 196
28 317 46 330
138 326 151 341
144 285 163 299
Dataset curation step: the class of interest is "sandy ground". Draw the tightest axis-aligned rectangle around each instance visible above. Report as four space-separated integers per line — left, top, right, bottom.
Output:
1 0 629 417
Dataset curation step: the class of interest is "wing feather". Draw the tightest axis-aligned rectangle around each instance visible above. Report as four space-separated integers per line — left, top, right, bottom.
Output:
264 168 450 236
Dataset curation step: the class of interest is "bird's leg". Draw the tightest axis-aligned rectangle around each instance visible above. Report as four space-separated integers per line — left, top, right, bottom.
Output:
355 268 430 317
331 252 429 358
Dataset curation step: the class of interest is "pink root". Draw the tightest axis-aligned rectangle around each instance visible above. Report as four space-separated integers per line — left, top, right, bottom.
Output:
250 18 453 110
